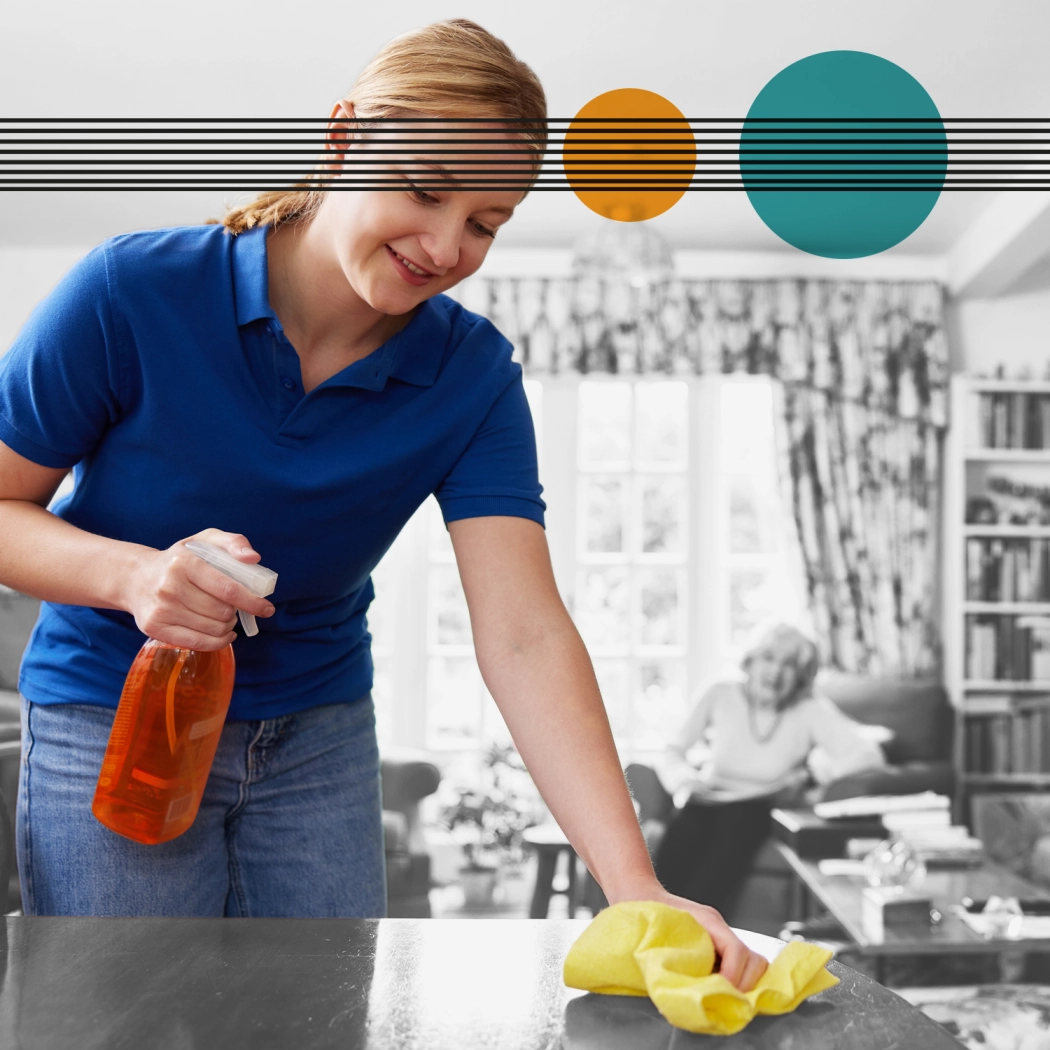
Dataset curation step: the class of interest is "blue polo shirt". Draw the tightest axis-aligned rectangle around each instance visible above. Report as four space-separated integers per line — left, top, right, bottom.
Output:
0 224 544 720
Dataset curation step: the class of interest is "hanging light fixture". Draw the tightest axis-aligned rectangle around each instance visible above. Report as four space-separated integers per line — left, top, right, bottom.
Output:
571 220 675 288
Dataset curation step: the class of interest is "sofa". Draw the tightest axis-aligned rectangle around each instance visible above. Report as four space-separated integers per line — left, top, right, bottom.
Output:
811 671 954 802
628 672 955 936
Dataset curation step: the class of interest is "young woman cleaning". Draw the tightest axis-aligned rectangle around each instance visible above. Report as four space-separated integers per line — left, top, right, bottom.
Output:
0 18 767 991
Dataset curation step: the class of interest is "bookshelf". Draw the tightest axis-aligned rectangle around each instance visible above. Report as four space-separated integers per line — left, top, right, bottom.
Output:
945 375 1050 803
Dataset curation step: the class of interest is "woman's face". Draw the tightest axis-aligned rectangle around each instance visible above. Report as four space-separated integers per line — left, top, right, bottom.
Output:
314 109 531 316
745 639 800 707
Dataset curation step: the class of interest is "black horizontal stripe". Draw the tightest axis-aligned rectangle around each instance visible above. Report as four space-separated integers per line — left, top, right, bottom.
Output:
0 115 1047 123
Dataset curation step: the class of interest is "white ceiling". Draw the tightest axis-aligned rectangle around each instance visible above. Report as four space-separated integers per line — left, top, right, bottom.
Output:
0 0 1047 269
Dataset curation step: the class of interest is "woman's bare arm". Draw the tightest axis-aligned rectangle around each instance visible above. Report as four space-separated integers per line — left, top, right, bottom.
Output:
0 440 273 650
449 514 769 992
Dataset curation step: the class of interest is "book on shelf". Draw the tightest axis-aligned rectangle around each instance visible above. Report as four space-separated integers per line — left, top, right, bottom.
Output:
965 614 1050 681
964 695 1050 775
977 391 1050 450
956 379 1050 794
964 537 1050 601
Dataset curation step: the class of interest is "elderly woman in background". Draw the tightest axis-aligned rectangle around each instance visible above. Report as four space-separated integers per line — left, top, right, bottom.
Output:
653 623 885 915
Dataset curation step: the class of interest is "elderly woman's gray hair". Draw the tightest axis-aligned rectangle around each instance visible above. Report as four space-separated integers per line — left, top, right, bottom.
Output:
739 623 820 708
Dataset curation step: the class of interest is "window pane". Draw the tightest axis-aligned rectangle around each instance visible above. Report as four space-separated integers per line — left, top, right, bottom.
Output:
524 379 543 473
371 663 394 749
481 694 513 745
428 497 454 559
727 476 778 554
637 568 681 647
728 567 776 647
635 381 688 468
580 475 627 554
579 381 631 467
640 475 685 555
634 661 687 750
365 569 392 652
427 657 483 747
429 565 472 646
575 567 631 649
523 378 543 424
720 382 774 474
594 659 630 739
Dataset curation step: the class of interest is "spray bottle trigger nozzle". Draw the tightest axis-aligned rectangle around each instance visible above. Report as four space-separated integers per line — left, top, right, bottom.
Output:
185 541 277 641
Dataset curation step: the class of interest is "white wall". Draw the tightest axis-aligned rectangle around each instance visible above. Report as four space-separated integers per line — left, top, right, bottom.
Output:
946 288 1050 377
0 247 89 355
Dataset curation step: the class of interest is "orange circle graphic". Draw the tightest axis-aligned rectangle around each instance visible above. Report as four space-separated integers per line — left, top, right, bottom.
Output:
564 88 696 222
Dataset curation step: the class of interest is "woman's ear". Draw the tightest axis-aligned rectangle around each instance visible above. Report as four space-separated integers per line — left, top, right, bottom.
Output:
324 100 356 171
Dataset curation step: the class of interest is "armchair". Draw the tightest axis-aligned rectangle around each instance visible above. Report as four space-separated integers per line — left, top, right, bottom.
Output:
380 749 441 918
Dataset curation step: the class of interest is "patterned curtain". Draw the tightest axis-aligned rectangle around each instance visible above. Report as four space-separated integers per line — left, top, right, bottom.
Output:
773 386 943 676
455 276 949 675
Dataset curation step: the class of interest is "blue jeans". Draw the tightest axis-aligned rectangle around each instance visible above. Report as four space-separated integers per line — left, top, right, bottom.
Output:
17 694 386 917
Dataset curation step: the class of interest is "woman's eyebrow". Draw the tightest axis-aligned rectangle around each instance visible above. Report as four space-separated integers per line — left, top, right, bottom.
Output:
410 160 520 214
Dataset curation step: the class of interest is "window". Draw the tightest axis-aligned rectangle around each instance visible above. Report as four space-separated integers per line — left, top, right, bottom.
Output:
717 381 804 669
573 381 689 750
369 375 802 756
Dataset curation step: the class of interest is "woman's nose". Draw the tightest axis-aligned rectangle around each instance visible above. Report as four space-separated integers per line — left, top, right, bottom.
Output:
418 218 461 273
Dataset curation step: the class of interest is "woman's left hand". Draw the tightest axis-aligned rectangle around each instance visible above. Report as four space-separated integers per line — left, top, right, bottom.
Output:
610 881 769 992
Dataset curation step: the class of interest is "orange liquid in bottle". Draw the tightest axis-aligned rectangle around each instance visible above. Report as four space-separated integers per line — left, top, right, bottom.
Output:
92 640 235 845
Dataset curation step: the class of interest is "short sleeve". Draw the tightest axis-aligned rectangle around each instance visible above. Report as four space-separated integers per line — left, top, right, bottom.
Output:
0 244 127 468
434 371 545 526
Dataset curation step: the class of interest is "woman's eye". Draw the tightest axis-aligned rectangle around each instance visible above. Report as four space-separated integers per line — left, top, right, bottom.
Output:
407 183 439 205
471 221 496 239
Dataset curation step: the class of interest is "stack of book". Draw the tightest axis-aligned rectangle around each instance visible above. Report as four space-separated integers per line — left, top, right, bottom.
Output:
814 791 951 822
966 615 1050 681
882 808 985 869
814 792 984 869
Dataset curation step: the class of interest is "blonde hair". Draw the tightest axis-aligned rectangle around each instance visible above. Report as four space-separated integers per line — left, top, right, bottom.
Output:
218 19 547 235
740 623 820 709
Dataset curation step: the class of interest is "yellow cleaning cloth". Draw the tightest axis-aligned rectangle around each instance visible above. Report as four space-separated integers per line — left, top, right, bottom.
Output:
563 901 839 1036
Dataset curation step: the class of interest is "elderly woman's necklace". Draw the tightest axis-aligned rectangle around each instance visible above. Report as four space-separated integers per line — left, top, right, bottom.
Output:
746 695 782 743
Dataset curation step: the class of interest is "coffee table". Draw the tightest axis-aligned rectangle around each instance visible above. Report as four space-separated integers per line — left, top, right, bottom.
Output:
774 840 1050 983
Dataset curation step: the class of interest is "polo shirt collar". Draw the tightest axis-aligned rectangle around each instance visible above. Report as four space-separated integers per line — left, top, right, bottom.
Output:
231 223 450 389
231 224 274 326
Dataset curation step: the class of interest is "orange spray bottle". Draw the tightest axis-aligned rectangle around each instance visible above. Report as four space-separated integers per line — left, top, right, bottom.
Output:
92 541 277 845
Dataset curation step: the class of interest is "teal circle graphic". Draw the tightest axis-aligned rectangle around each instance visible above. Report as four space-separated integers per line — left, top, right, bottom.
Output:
740 51 946 258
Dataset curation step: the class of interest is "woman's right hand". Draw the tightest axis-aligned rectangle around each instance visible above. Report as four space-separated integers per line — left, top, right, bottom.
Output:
123 528 275 650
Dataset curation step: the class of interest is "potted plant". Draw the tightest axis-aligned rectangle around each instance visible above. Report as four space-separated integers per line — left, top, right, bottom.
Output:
440 743 540 908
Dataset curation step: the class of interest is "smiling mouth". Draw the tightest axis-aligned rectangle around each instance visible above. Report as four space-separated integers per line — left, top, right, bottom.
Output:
387 245 437 278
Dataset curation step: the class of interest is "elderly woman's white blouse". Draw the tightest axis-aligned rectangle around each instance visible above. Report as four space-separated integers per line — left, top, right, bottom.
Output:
664 679 885 802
